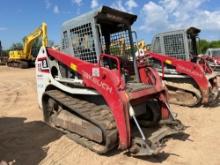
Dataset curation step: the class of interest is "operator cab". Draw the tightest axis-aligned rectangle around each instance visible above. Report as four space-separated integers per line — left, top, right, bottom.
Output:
95 7 136 57
150 27 201 74
151 27 201 61
61 6 138 81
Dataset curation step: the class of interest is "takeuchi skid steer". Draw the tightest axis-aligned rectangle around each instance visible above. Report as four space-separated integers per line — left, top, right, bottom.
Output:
149 27 220 106
204 48 220 72
36 6 184 156
137 50 219 107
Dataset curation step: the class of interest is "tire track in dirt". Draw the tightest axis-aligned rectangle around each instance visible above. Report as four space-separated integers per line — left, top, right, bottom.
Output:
0 67 37 116
0 66 62 165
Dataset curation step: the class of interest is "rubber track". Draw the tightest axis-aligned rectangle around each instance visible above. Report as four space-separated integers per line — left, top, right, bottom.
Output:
164 80 202 106
44 89 118 154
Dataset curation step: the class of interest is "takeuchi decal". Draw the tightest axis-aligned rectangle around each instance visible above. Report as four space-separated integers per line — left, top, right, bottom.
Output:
82 70 112 94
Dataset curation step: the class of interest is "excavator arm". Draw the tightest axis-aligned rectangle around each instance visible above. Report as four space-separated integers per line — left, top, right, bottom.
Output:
8 22 48 68
23 22 48 60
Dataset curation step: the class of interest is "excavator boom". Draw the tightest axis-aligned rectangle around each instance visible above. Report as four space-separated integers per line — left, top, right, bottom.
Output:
23 22 48 60
7 22 48 68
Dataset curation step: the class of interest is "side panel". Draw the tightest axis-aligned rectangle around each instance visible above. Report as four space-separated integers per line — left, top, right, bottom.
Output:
36 47 131 149
36 47 99 108
35 47 50 108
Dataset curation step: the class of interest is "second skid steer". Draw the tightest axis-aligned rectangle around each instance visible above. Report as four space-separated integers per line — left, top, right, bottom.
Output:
148 27 220 106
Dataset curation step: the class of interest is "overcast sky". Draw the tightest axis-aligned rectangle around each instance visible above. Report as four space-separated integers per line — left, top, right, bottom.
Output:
0 0 220 49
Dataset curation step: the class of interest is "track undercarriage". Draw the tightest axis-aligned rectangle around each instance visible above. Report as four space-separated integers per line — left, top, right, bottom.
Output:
165 80 201 106
7 60 30 68
144 52 220 107
42 89 184 156
43 90 118 154
164 77 219 107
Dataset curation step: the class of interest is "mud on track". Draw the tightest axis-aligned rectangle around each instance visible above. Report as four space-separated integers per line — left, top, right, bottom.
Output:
0 66 220 165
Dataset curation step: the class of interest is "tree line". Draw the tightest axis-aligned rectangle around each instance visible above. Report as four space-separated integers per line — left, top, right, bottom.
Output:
198 40 220 54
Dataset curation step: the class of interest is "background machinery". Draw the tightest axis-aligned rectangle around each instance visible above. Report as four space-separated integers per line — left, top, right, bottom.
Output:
0 40 2 57
0 40 8 65
144 27 220 106
8 22 48 68
151 27 200 60
0 40 7 65
0 40 2 64
204 48 220 71
203 48 220 87
150 27 220 75
36 6 184 156
151 27 220 70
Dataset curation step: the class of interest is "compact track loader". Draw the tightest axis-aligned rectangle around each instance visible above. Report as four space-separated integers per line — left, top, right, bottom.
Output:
36 6 184 156
143 52 219 106
144 27 220 106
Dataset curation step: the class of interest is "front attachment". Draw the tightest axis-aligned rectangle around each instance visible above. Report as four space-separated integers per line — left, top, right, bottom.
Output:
129 119 185 156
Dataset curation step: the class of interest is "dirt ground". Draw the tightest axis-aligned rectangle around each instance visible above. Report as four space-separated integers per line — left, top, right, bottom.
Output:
0 66 220 165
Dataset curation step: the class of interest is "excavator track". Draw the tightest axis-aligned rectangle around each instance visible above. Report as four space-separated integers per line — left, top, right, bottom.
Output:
164 80 202 106
43 89 118 154
7 60 29 68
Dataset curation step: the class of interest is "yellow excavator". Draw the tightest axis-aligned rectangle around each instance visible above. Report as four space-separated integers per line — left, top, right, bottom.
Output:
7 22 48 68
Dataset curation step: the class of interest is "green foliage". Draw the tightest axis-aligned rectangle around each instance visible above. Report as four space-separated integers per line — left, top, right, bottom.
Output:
31 38 42 57
31 39 54 57
209 40 220 48
198 40 220 54
10 42 23 51
1 50 9 56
